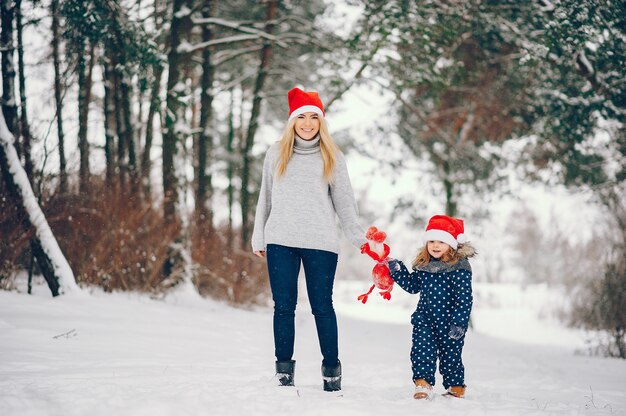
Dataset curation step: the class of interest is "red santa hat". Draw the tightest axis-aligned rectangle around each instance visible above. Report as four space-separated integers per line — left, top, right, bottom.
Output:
287 87 325 120
422 215 467 250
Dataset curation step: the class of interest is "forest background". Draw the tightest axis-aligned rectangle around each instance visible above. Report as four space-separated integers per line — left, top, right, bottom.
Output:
0 0 624 358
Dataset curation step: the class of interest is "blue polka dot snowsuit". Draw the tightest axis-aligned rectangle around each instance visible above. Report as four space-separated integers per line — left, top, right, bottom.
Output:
388 257 473 388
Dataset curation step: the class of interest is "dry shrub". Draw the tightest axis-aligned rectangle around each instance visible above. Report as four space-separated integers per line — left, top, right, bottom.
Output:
568 246 626 359
0 178 26 288
2 174 269 304
43 179 181 292
191 218 270 307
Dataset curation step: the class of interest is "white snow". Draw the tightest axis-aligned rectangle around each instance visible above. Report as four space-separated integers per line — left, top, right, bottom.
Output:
0 114 79 295
540 0 556 12
1 278 625 416
174 5 192 19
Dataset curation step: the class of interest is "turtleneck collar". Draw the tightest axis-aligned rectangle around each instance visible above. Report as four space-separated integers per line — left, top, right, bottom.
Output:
293 134 321 154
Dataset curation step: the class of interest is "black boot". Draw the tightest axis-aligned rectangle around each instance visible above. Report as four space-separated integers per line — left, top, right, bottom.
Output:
275 360 295 386
321 360 341 392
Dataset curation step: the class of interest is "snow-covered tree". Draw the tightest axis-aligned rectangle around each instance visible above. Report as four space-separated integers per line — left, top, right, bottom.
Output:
348 0 625 217
0 111 79 296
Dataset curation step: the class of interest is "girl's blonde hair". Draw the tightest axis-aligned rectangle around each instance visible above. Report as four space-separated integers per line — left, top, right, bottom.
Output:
412 244 464 268
275 116 340 182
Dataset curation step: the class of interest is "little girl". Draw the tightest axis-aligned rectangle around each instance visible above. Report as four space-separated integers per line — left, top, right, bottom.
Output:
388 215 476 400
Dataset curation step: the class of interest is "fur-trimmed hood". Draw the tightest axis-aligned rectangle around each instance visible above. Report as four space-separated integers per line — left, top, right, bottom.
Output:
457 242 477 259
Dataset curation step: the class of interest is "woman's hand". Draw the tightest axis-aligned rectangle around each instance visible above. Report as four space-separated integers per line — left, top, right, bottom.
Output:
254 250 266 258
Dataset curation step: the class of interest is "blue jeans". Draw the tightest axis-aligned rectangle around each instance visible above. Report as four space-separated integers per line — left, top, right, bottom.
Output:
266 244 339 366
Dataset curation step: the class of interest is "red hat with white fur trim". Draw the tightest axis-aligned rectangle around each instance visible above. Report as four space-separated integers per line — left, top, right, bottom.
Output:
422 215 467 250
288 87 325 120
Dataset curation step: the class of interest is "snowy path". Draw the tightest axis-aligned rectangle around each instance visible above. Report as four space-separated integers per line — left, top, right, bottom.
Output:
1 286 625 416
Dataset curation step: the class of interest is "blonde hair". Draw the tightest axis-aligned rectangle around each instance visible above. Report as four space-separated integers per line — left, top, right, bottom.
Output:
275 117 340 182
412 244 463 269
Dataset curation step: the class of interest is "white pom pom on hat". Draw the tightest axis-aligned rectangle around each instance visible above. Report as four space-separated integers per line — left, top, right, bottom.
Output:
421 215 467 250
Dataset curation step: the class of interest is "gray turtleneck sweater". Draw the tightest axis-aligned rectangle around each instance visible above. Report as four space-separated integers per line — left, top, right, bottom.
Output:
251 135 366 254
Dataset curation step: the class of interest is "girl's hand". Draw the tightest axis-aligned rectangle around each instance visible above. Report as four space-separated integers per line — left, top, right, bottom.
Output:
448 325 465 340
388 258 401 271
254 250 266 258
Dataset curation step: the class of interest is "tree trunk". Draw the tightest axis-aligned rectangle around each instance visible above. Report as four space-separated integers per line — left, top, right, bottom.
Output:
163 0 192 222
1 0 18 137
160 0 193 280
112 55 127 189
226 90 235 247
442 158 456 217
142 64 163 198
77 41 95 193
443 178 456 217
119 64 138 196
51 0 67 193
0 112 79 296
195 0 215 225
141 0 167 199
102 58 117 185
240 0 277 249
15 0 32 184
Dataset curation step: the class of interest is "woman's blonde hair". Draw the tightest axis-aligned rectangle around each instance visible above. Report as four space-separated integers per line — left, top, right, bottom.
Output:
412 244 463 268
275 116 340 182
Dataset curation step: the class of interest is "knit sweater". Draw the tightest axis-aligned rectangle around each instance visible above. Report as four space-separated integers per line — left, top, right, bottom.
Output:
251 135 365 254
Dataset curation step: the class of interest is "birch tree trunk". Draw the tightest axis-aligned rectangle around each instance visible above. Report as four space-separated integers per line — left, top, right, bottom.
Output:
0 112 79 296
239 0 277 249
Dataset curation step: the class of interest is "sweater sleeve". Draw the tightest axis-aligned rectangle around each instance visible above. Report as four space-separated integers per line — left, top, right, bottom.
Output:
388 259 422 294
329 152 366 248
251 147 275 252
451 268 473 329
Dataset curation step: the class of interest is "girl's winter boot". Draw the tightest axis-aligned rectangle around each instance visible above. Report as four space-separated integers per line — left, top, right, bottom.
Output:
413 378 434 400
321 361 341 392
275 360 295 386
443 385 466 398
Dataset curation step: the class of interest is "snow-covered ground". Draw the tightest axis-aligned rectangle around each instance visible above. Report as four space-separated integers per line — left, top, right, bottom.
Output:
1 280 625 416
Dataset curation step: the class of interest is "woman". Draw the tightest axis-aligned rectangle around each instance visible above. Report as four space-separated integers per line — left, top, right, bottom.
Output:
251 87 365 392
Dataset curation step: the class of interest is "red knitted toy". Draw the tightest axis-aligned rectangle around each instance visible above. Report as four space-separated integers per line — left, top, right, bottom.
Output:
358 226 394 303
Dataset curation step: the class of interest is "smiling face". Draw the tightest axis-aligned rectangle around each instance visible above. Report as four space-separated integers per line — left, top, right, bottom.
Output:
427 240 451 259
294 112 320 140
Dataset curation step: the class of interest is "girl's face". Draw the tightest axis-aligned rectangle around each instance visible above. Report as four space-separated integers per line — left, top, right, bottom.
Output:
294 112 320 140
427 240 451 259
